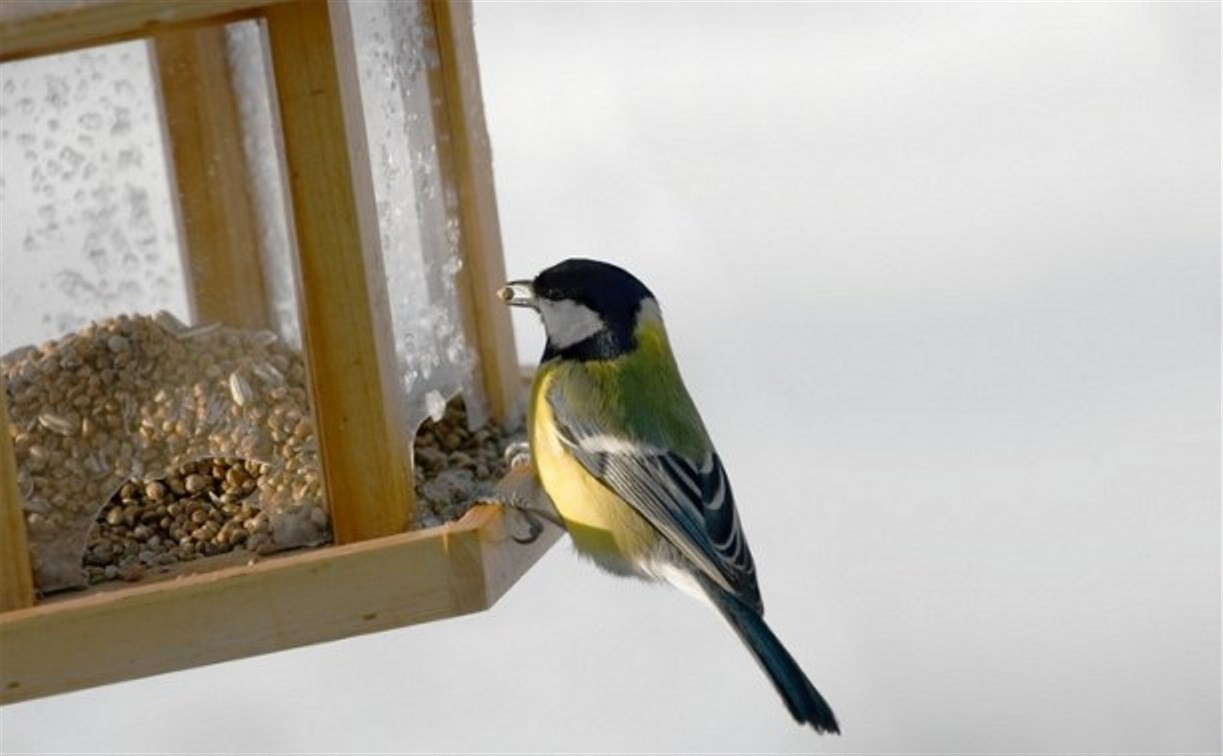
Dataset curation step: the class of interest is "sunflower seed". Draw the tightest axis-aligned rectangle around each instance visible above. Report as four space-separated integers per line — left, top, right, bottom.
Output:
38 412 76 435
176 322 220 340
229 370 252 407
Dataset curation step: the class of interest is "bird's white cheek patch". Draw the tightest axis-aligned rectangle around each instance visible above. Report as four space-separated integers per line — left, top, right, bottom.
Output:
539 299 605 349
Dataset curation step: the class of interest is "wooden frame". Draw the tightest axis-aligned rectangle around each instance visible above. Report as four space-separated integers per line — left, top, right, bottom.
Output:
1 501 554 702
0 0 289 62
263 0 417 542
0 392 34 613
0 0 554 704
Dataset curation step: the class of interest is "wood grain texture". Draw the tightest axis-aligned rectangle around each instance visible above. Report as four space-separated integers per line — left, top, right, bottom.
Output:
428 0 524 428
0 385 35 612
153 25 271 331
263 0 415 542
0 503 561 704
0 0 287 63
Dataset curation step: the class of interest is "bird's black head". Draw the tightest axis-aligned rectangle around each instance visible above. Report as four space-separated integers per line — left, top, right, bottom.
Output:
500 258 658 362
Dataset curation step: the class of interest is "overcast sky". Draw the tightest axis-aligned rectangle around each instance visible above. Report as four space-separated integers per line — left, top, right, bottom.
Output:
1 2 1219 754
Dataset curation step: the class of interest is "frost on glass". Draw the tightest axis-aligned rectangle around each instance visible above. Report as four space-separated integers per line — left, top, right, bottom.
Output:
224 20 301 350
0 39 326 592
350 0 484 435
0 41 186 354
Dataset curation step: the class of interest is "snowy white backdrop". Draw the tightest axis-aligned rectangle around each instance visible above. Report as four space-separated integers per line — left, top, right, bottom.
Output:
1 2 1219 753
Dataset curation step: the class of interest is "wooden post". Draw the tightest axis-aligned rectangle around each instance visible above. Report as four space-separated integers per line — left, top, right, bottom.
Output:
153 25 271 330
428 0 523 428
0 384 35 612
263 0 414 542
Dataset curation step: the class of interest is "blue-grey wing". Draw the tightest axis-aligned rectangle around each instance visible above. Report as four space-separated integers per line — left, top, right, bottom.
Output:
548 388 763 613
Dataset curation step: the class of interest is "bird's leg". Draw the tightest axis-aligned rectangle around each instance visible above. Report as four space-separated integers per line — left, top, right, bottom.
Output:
491 441 565 543
511 507 544 544
507 503 566 544
503 494 565 540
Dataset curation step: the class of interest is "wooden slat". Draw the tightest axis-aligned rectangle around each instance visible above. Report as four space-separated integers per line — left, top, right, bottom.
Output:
262 0 414 543
428 0 524 428
0 384 35 612
153 25 271 331
0 0 288 63
0 503 561 703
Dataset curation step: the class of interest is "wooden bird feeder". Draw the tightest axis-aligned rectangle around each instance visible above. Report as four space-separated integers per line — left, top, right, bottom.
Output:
0 0 558 704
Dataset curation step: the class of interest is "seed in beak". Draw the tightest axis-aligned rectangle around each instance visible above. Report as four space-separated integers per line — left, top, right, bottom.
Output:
497 281 537 309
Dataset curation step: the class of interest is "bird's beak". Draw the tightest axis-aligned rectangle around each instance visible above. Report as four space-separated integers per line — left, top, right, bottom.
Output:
497 280 538 311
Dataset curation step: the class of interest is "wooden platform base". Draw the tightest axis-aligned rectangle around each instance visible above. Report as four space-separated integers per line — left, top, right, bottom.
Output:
1 502 560 704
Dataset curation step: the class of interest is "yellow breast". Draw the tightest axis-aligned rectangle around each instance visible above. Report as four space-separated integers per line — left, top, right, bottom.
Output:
530 368 659 571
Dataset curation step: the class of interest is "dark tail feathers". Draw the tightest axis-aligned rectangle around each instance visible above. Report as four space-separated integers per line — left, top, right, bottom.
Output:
703 577 840 734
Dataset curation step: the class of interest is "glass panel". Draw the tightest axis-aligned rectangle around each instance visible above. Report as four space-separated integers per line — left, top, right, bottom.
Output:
0 36 325 593
350 0 485 434
0 40 186 353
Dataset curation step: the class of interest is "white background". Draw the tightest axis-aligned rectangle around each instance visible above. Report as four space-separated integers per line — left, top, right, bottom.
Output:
2 2 1219 753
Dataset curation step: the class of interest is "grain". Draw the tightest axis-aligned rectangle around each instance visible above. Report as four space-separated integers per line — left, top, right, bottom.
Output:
2 314 327 592
3 315 518 592
411 397 515 530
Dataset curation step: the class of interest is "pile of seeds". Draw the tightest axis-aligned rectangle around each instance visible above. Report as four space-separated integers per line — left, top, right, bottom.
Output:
3 313 520 592
2 312 325 592
412 397 515 529
82 457 271 584
78 396 516 585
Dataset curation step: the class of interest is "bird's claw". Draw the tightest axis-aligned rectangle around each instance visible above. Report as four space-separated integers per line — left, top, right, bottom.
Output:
511 507 545 544
505 500 565 544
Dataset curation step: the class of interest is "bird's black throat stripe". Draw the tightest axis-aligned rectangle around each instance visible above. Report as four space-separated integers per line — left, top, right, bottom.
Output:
542 325 636 362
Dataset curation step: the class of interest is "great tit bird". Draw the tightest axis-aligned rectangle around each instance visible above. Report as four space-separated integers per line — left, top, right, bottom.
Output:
499 258 839 733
